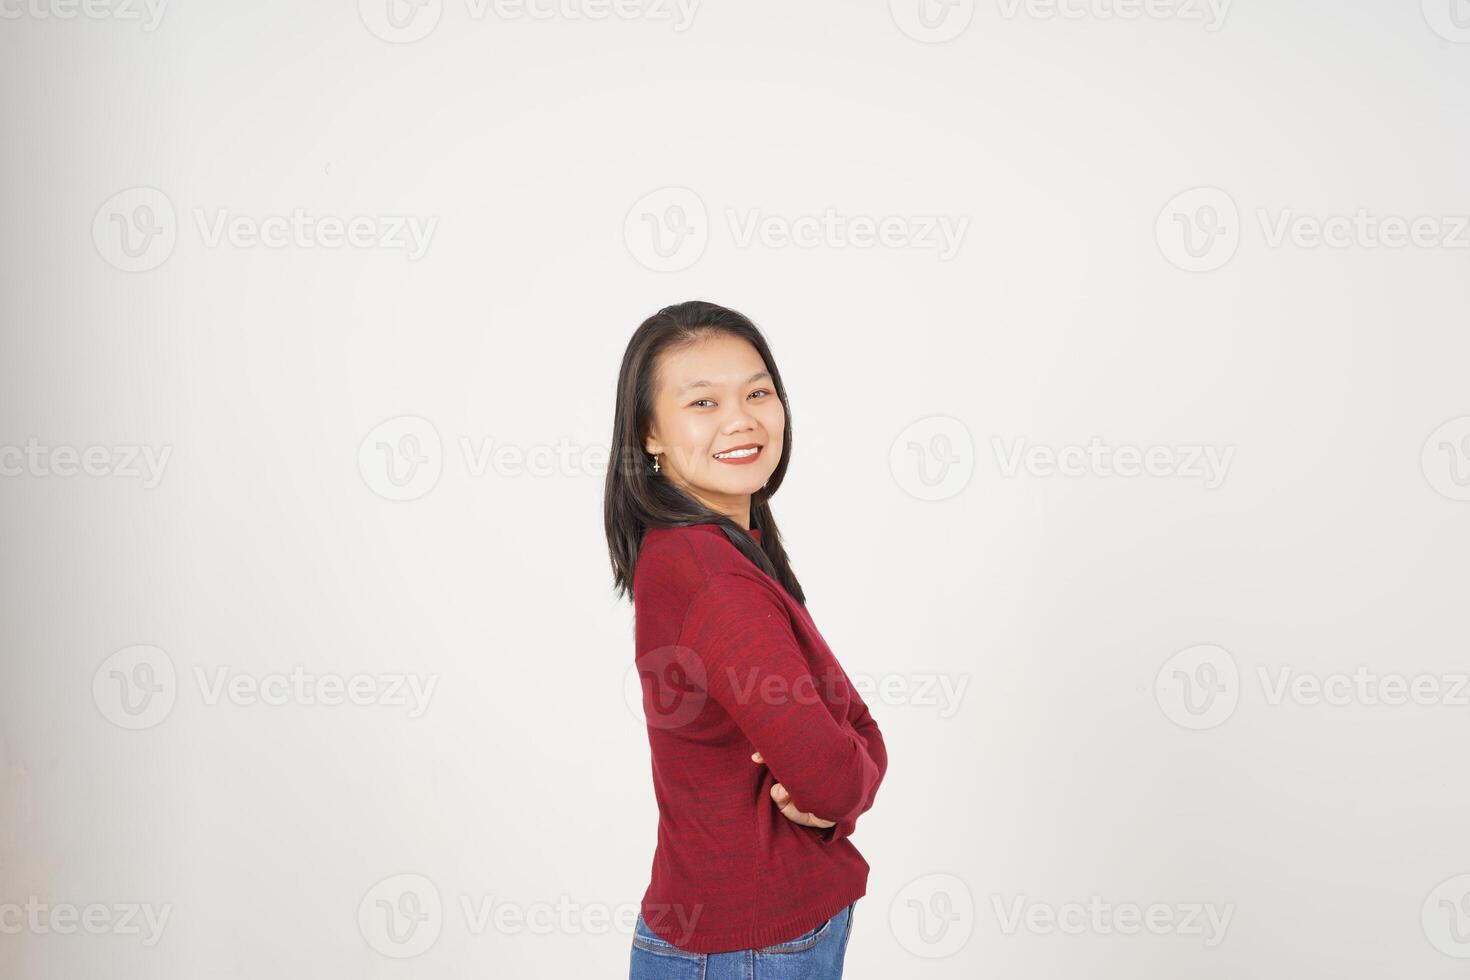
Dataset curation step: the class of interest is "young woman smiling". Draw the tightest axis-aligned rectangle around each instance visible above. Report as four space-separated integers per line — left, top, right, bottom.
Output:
605 301 887 979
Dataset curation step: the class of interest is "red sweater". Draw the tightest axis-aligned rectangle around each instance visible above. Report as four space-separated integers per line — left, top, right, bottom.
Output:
632 522 887 953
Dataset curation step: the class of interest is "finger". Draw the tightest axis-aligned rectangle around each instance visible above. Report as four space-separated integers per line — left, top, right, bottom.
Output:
751 752 763 764
781 803 811 825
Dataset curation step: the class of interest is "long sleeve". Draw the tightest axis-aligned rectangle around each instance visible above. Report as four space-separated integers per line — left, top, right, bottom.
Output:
817 678 887 844
678 571 883 831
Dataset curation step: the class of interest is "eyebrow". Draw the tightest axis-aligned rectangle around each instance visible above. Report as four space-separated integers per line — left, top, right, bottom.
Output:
676 371 770 396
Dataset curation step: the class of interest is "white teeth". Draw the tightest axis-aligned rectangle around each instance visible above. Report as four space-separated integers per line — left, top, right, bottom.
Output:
715 447 759 459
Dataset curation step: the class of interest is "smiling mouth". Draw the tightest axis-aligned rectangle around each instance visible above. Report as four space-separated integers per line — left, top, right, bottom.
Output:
713 445 762 461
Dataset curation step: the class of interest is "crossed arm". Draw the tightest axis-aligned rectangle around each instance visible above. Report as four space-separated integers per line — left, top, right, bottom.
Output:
681 571 889 843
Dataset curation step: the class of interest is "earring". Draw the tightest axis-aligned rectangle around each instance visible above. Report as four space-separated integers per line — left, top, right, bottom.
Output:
652 455 660 474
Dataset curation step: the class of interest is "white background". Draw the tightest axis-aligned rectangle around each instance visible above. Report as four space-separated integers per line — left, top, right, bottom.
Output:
2 0 1469 977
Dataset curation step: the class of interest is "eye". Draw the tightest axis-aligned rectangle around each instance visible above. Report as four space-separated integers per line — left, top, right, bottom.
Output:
749 389 771 400
690 399 715 408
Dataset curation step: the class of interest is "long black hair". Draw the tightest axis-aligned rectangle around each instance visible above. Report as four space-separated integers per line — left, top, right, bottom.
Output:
604 300 806 605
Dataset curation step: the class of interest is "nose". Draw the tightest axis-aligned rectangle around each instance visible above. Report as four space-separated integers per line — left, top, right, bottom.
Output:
722 406 758 432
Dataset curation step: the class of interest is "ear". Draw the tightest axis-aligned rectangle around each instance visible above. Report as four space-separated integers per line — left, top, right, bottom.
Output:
643 430 662 457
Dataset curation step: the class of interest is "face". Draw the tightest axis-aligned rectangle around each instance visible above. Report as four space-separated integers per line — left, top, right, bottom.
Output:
643 333 785 526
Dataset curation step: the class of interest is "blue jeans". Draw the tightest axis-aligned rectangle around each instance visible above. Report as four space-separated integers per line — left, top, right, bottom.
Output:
629 902 855 980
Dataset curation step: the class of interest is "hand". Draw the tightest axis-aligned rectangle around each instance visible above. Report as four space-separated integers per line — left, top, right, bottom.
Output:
751 752 837 829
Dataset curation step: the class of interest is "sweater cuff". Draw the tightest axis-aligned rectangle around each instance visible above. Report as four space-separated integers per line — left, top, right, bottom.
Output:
818 816 856 844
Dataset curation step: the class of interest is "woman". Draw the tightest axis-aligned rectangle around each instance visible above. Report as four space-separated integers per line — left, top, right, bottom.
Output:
604 300 888 979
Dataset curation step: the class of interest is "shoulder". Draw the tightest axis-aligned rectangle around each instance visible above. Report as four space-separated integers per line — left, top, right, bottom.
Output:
633 526 765 608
